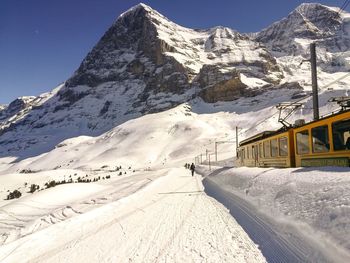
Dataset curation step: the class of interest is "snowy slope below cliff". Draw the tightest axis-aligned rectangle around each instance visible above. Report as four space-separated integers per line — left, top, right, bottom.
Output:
0 99 350 261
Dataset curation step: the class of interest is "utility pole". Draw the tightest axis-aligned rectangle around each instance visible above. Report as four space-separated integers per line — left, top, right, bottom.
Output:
206 149 208 161
310 42 319 120
208 154 211 171
236 126 239 157
215 142 218 162
200 154 202 164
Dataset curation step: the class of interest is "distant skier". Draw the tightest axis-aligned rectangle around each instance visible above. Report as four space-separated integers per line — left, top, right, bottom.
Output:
190 163 195 176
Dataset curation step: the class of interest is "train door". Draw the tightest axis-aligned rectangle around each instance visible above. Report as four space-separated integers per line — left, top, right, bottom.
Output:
252 145 258 166
240 148 244 165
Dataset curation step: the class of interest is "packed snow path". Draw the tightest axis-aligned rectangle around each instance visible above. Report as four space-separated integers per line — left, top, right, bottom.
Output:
0 168 265 262
203 168 345 263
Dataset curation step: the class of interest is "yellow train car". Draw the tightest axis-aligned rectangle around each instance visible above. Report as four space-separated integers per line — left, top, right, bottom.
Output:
237 129 295 168
293 110 350 167
237 109 350 168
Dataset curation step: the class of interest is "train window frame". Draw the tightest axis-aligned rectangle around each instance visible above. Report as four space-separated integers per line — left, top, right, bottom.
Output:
271 138 278 157
279 137 288 156
296 130 310 155
312 125 330 153
332 118 350 151
263 140 270 158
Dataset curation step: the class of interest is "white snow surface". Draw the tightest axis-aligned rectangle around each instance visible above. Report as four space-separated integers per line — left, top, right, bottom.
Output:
1 101 350 261
0 104 268 262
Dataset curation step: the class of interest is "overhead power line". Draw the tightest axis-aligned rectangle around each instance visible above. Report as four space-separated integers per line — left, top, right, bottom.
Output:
338 0 350 15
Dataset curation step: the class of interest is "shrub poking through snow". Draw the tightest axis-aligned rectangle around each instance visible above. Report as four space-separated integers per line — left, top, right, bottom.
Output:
6 190 22 200
29 184 39 193
19 169 36 174
45 181 56 188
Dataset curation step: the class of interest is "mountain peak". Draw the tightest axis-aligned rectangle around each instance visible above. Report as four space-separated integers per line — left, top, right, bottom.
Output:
294 2 338 17
117 2 168 24
119 3 153 17
296 2 324 11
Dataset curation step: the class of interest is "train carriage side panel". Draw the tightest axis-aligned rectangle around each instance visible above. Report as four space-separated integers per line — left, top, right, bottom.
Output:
237 130 294 168
293 110 350 167
257 130 293 168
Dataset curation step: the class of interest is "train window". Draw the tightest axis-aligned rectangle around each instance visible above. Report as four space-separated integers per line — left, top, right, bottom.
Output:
296 130 309 154
263 140 270 157
312 125 329 153
259 143 263 158
271 139 278 157
332 118 350 151
279 137 288 156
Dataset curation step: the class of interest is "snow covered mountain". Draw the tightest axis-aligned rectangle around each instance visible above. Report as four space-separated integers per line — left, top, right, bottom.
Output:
2 4 350 260
256 3 350 54
1 3 350 159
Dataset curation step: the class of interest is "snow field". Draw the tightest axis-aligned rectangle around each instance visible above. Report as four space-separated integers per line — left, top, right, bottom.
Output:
0 168 266 263
1 100 350 261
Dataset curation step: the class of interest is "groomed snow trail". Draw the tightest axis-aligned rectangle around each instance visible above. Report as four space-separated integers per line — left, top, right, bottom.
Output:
0 168 266 263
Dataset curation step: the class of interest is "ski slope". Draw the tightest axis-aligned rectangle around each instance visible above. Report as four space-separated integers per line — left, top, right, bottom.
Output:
0 168 265 262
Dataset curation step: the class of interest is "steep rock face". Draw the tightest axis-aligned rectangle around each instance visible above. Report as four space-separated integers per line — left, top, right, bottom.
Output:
0 97 36 122
65 4 280 102
66 4 189 93
256 3 347 55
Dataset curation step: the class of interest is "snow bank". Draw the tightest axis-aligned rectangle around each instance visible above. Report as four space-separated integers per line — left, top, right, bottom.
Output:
200 165 350 254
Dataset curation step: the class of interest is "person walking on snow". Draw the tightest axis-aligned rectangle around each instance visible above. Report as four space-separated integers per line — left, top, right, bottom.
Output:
190 163 195 176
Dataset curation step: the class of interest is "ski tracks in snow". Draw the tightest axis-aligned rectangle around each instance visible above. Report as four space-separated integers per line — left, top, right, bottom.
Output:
0 168 266 262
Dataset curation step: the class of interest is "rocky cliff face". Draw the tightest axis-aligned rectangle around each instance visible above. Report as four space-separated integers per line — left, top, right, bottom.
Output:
64 4 281 105
1 3 350 158
256 3 349 56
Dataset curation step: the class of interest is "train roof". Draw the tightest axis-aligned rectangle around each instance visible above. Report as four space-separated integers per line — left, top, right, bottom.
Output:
239 130 285 146
238 108 350 147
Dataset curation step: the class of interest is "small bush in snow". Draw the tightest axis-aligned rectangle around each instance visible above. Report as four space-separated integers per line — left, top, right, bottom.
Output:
106 175 111 179
45 181 56 188
20 169 36 174
6 190 22 200
29 184 39 193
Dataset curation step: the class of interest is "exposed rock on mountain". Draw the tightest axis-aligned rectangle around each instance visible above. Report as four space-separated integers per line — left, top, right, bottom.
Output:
1 3 350 158
65 4 280 104
256 3 349 55
0 97 36 122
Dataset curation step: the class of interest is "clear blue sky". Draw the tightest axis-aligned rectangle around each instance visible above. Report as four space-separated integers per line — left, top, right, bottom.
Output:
0 0 347 104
